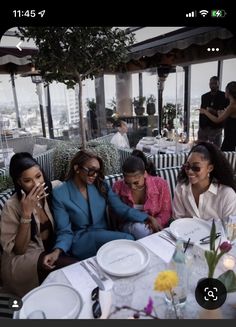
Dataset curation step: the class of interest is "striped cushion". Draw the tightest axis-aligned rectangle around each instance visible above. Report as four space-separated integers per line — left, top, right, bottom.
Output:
0 292 14 318
0 168 7 177
157 166 181 198
223 151 236 172
34 148 55 181
105 173 124 188
0 189 13 215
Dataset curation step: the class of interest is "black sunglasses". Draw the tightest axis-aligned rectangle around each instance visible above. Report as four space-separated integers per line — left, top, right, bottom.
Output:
183 163 201 172
91 287 102 318
81 166 101 177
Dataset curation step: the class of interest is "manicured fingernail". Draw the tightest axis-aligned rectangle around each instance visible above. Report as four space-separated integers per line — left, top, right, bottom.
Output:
44 186 48 191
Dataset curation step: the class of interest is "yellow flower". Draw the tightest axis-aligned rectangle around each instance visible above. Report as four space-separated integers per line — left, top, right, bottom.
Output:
154 270 179 292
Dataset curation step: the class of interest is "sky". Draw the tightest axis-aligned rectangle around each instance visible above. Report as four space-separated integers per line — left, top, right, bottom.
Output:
0 27 236 109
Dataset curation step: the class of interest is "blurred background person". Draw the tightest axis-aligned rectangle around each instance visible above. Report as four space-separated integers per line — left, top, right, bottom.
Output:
200 81 236 151
110 120 130 149
198 76 229 147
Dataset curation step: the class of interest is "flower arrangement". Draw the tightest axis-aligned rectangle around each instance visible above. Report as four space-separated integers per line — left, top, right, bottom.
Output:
205 220 236 292
108 270 180 319
154 270 180 319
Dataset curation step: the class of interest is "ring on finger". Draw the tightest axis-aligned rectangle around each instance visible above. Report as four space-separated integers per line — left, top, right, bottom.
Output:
36 195 40 200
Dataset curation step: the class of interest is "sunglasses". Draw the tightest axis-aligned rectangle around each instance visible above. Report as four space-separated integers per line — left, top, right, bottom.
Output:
183 163 201 172
91 287 102 318
81 166 101 177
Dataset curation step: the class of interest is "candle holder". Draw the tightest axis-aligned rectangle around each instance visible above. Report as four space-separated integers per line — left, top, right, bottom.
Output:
222 254 236 271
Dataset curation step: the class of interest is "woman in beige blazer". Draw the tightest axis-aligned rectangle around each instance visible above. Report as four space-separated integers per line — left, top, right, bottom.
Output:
0 152 77 297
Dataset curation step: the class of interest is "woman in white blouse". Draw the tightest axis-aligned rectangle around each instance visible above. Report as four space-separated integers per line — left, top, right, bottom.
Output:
172 141 236 221
110 120 130 149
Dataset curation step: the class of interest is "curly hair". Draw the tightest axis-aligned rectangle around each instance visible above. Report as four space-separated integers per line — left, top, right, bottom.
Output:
177 141 236 192
66 150 107 198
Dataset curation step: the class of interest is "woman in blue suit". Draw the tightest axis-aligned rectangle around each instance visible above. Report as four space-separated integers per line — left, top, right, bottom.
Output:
43 150 158 263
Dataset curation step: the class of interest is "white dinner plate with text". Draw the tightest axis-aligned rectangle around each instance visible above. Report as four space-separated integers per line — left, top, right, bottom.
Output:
96 239 150 277
169 218 214 244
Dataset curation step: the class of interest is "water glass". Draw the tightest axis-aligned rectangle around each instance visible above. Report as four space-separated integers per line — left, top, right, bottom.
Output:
223 216 236 242
113 279 134 307
111 279 135 319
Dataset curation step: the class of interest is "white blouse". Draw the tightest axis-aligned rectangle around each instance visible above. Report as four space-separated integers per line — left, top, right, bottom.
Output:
172 182 236 221
110 132 130 149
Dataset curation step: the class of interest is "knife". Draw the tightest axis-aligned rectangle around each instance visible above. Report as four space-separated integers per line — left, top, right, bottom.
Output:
80 262 105 290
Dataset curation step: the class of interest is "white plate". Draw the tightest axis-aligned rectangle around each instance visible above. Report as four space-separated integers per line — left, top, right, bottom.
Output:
140 140 155 145
142 137 155 141
13 284 112 319
169 218 214 244
16 283 83 319
96 239 150 277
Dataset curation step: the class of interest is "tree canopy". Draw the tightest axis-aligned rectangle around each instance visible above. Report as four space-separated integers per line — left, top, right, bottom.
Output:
18 27 134 87
18 27 134 147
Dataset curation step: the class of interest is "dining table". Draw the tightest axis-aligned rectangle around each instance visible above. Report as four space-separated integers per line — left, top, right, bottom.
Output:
136 138 190 155
40 224 236 319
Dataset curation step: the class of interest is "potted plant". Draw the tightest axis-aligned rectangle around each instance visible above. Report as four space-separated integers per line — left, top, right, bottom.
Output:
162 103 176 131
146 94 156 115
86 98 96 111
132 96 146 116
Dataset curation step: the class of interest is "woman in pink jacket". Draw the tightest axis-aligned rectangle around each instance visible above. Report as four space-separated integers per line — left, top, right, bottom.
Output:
112 155 172 239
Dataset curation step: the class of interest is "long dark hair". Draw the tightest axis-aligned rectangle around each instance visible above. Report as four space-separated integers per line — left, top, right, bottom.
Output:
131 149 157 176
178 141 236 192
66 150 107 198
9 152 52 241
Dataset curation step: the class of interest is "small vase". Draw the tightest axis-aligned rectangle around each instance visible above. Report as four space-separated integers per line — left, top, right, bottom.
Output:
198 307 223 319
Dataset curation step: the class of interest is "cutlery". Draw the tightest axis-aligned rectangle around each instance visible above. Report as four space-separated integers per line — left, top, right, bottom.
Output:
158 234 176 246
87 260 109 283
80 262 105 290
199 232 221 243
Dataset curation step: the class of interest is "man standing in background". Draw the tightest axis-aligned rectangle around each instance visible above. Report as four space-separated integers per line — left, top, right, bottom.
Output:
198 76 229 147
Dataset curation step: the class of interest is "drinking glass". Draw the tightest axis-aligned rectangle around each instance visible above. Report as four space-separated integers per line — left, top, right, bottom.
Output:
223 216 236 243
110 279 135 319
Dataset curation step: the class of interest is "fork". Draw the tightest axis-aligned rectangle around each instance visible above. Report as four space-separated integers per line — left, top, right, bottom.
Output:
158 234 176 246
87 259 109 282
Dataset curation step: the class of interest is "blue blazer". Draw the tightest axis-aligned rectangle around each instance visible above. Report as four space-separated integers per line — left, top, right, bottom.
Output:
52 180 148 254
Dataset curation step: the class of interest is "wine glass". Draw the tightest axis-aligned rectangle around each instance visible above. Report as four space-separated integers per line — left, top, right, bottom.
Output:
222 216 236 243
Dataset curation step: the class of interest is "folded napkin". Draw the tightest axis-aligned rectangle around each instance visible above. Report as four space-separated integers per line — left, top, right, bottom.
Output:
61 262 113 318
138 232 175 263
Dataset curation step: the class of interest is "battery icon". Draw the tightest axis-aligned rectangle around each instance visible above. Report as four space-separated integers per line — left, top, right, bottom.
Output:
211 9 226 17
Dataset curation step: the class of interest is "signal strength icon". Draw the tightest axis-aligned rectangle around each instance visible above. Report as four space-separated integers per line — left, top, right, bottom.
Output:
186 11 196 17
199 10 209 17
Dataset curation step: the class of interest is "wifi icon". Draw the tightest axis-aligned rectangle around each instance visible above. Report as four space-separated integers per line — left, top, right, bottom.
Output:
199 10 209 17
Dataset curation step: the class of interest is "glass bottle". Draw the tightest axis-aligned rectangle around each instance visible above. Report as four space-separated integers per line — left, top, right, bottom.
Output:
166 239 188 307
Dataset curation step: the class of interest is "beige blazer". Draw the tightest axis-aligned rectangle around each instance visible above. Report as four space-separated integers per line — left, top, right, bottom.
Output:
0 181 60 297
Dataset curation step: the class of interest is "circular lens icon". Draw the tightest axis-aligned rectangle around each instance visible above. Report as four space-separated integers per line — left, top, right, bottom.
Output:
195 278 227 310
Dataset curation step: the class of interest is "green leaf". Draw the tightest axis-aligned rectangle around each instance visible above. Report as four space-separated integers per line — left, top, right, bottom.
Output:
210 220 216 251
218 270 236 293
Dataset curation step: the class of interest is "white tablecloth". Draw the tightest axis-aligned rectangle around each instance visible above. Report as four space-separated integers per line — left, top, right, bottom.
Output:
41 231 236 319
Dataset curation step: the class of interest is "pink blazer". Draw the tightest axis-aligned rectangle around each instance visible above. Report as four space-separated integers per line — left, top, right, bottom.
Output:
112 175 172 228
